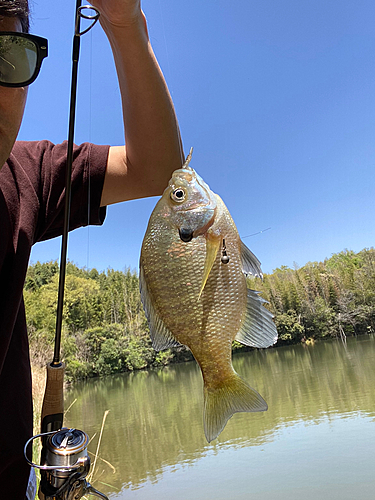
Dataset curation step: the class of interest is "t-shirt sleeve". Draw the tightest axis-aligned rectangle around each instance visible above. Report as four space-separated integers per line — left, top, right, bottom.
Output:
12 140 109 243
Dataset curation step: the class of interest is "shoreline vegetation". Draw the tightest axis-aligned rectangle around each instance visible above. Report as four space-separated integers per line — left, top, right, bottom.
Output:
27 247 375 387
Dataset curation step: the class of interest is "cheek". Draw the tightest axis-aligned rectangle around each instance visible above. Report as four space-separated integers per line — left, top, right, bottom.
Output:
172 208 216 235
13 87 28 127
0 87 28 163
0 86 28 126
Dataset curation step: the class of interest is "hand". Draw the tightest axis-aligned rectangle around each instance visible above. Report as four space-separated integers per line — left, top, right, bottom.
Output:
89 0 143 29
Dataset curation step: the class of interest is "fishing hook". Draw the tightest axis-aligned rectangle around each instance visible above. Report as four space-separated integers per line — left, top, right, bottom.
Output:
221 238 230 264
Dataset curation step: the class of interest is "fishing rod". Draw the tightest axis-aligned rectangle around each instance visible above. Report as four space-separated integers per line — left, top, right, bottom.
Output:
24 3 108 499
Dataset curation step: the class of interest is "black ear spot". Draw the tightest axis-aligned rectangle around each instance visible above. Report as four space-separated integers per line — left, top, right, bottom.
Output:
179 228 193 242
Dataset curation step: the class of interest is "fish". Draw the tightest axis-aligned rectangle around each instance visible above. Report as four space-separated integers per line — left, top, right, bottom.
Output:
139 149 277 442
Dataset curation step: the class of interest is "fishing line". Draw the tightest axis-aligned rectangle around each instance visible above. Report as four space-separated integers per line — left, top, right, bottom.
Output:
84 26 94 332
158 0 172 84
86 24 94 270
242 227 271 239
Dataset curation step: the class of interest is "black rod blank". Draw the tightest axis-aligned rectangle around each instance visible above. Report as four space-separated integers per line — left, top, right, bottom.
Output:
53 1 99 365
53 0 82 365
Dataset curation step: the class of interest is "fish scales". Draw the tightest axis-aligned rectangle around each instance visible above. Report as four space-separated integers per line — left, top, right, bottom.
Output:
142 198 245 378
140 150 278 442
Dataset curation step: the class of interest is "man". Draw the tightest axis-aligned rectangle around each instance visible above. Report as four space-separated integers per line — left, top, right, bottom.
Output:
0 0 183 497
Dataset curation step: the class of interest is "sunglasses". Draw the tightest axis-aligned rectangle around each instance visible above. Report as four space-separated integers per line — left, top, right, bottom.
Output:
0 32 48 87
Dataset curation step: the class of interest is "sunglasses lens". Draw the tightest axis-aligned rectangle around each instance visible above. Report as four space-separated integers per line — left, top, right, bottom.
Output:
0 35 37 85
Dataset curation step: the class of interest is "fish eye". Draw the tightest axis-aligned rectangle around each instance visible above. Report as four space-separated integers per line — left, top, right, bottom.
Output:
171 188 186 203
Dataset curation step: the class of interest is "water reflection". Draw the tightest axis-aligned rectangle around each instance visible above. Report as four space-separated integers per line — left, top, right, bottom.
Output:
64 335 375 497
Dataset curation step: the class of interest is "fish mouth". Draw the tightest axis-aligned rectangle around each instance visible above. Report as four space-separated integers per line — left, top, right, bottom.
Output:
179 228 194 242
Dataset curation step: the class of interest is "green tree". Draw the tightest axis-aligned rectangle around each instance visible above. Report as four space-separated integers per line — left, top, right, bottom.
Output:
275 310 305 344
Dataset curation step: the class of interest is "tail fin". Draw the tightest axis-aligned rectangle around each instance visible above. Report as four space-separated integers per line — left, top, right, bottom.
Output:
204 374 267 443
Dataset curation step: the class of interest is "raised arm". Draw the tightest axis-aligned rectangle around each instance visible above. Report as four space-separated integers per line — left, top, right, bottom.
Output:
90 0 184 206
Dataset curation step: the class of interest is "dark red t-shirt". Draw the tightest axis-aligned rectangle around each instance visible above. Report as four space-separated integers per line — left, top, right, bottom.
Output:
0 140 109 499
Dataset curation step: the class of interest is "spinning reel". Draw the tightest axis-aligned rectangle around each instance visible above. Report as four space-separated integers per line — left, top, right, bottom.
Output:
25 427 109 500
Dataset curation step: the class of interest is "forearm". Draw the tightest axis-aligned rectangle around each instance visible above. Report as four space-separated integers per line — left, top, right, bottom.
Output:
100 12 184 203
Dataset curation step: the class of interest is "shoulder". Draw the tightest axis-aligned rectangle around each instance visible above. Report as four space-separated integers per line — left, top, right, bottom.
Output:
11 140 55 162
9 141 109 180
6 140 109 203
11 141 110 163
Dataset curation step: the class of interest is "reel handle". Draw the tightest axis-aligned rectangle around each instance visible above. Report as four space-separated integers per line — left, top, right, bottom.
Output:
84 482 110 499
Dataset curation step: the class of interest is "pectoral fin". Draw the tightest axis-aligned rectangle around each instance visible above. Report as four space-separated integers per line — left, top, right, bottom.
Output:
198 235 221 299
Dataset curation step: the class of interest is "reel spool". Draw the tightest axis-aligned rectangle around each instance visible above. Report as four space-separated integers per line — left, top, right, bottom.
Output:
25 427 109 499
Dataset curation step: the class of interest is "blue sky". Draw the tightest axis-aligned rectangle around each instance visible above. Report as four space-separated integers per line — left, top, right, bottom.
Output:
21 0 375 274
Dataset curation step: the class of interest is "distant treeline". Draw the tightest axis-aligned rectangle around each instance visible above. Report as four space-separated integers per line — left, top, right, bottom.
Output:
25 248 375 381
254 248 375 343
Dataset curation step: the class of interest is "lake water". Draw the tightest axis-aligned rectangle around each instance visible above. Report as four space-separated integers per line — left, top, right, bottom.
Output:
65 335 375 499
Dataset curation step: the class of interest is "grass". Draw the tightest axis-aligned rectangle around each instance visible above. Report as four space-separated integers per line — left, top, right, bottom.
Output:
31 364 46 499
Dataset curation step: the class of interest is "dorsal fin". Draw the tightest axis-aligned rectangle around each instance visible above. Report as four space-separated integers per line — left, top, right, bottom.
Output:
240 240 263 278
182 147 194 169
235 289 278 348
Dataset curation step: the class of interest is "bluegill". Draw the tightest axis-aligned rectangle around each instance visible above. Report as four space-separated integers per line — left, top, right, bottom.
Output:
140 150 277 442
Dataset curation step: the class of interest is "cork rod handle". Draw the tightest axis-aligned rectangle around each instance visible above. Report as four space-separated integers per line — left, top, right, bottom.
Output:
40 362 65 433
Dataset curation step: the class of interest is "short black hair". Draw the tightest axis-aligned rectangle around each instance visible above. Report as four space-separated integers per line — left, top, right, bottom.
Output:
0 0 30 33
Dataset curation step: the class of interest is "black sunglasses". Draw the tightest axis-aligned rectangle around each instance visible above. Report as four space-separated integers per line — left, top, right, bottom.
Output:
0 32 48 87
